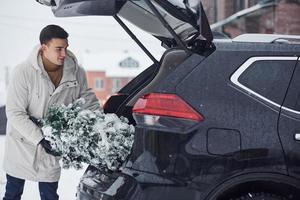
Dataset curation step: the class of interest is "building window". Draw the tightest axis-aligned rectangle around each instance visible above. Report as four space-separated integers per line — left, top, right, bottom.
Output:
94 78 104 91
112 78 121 93
233 0 246 12
119 57 139 68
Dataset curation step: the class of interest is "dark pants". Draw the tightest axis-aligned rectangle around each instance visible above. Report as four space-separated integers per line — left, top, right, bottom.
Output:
3 174 59 200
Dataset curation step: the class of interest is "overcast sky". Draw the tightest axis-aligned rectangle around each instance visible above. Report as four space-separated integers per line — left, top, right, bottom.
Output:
0 0 163 72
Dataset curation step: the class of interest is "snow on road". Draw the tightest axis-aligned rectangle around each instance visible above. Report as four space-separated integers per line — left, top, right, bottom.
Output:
0 135 86 199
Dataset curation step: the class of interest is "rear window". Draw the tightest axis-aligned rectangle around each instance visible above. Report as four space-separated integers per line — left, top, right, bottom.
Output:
238 60 295 105
119 0 196 40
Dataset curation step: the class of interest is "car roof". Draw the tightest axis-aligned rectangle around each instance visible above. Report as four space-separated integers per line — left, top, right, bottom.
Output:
213 34 300 45
233 34 300 43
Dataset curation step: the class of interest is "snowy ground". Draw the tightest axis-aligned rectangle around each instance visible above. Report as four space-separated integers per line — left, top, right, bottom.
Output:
0 135 86 199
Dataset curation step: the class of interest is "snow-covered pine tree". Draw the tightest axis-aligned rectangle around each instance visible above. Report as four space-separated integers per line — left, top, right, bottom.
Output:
41 98 135 171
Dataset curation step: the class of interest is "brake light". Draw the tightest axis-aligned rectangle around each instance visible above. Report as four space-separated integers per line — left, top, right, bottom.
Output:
133 93 204 121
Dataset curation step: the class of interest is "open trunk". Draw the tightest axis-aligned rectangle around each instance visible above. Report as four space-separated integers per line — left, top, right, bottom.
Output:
37 0 213 50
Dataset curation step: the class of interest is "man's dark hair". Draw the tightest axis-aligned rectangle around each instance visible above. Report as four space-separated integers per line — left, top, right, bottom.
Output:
39 24 69 45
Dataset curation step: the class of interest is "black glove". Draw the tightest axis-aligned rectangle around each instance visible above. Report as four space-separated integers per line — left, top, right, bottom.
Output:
29 116 42 127
40 138 61 156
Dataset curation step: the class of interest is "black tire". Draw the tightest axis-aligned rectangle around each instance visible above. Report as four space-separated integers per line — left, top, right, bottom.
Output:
231 192 287 200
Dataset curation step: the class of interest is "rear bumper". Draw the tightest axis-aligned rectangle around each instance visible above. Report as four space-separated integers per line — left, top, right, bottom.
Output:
77 168 137 200
77 189 104 200
76 166 202 200
77 184 113 200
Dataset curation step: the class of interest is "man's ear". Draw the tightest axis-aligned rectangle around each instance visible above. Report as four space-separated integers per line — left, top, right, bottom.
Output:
41 44 47 52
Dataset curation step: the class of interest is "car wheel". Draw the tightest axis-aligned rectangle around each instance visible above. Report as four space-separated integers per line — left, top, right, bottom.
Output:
230 192 287 200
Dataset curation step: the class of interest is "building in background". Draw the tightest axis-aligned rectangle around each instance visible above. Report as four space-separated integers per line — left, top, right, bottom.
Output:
202 0 300 37
83 50 160 104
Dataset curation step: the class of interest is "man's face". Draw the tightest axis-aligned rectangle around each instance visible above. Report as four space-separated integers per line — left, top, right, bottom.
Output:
41 38 69 66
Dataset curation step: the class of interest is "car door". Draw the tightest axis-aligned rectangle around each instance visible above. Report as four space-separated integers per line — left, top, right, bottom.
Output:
279 58 300 179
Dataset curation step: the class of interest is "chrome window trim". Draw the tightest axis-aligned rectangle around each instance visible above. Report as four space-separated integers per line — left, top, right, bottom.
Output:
230 56 300 115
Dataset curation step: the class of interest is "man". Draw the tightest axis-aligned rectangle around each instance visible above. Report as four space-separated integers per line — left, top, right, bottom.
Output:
3 24 100 200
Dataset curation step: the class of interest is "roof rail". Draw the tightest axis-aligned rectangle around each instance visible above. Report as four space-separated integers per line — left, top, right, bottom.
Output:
233 34 300 43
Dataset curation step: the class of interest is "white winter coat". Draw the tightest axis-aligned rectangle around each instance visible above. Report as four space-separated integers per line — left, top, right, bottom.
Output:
3 45 100 182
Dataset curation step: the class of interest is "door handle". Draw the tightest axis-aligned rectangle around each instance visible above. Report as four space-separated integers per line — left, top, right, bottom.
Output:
295 133 300 141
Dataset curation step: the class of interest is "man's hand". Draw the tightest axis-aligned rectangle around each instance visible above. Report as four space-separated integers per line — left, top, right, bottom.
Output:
29 116 42 127
40 138 61 156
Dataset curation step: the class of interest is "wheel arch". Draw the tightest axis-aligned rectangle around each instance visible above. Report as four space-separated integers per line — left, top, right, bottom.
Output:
205 172 300 200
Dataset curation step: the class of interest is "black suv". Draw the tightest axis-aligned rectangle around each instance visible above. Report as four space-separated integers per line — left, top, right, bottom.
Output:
38 0 300 199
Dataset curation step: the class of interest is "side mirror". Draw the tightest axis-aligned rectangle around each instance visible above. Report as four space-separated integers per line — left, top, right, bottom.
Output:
36 0 126 17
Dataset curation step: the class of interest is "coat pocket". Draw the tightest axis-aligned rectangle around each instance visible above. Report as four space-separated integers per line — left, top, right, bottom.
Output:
11 130 36 146
37 146 61 170
8 131 37 167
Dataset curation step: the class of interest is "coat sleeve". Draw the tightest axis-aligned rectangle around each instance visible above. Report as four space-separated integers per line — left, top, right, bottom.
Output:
6 64 44 145
78 67 102 111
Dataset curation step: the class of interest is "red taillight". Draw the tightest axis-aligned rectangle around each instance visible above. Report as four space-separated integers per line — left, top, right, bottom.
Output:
133 93 204 121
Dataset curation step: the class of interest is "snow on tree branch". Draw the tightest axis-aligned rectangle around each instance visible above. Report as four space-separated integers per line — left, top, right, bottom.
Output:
41 98 135 171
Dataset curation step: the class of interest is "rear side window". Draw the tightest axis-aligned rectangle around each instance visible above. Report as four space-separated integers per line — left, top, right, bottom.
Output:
238 60 295 105
282 61 300 113
231 57 298 110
